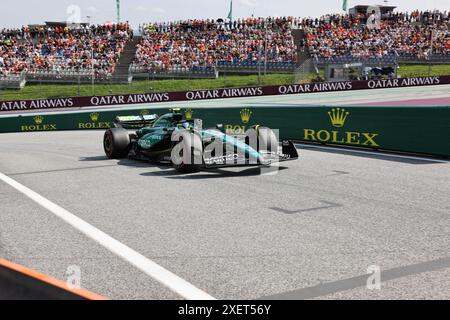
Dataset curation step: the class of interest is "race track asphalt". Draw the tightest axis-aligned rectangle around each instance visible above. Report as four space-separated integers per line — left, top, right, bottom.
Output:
0 130 449 299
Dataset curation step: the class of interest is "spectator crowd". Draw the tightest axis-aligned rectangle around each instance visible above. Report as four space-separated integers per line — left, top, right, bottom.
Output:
0 23 132 78
1 10 449 79
300 10 450 59
134 17 298 72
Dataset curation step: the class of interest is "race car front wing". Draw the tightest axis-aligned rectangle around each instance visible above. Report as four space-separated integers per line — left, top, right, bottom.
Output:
203 140 299 168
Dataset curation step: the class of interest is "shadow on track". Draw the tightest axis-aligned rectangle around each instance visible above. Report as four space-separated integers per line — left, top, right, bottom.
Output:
79 155 157 169
142 166 289 179
79 156 110 162
79 155 290 179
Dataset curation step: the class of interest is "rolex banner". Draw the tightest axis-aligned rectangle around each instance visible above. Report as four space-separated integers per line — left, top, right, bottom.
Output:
0 106 449 158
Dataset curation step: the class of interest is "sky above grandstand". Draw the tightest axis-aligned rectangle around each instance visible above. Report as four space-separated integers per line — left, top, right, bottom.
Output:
1 0 448 29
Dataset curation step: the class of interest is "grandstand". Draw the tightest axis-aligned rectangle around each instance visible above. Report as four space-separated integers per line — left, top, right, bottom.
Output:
304 10 449 60
0 8 449 89
132 17 298 77
0 22 133 87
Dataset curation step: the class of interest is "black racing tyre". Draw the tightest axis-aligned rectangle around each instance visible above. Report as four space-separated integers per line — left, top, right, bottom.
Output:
172 133 202 173
104 128 131 159
253 126 278 153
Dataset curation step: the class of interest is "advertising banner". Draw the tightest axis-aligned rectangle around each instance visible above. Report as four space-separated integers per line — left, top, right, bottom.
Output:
1 75 449 113
1 105 449 158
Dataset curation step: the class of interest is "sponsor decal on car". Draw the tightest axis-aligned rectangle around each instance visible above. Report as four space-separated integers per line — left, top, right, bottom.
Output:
138 134 166 149
204 153 241 165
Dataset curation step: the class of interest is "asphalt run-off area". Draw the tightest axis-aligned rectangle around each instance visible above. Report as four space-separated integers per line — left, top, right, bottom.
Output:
0 87 449 299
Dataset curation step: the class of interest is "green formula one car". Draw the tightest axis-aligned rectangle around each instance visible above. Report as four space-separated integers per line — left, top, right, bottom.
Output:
103 109 299 173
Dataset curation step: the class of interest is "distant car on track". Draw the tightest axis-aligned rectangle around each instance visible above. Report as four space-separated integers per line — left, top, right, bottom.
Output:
103 109 299 173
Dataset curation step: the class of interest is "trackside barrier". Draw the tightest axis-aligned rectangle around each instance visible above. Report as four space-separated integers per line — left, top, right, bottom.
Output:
0 258 106 300
0 105 449 158
1 75 449 113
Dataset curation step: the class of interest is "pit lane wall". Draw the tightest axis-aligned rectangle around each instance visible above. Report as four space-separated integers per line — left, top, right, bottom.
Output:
1 105 449 158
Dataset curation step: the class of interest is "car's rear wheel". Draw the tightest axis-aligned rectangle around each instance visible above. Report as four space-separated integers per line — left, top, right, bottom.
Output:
104 128 131 159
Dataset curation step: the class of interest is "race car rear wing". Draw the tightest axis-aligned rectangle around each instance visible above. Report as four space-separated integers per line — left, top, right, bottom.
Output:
114 114 159 129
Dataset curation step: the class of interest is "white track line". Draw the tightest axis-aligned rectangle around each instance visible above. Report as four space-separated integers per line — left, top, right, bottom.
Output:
0 171 215 300
295 143 449 163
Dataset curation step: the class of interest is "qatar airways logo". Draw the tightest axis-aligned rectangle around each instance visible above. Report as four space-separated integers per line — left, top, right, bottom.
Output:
186 87 263 100
278 82 353 94
367 77 440 89
90 93 170 106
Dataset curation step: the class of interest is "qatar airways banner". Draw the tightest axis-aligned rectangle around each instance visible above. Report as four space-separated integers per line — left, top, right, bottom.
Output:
1 75 449 112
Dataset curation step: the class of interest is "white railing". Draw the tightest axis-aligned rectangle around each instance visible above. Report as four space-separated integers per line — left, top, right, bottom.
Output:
0 71 27 89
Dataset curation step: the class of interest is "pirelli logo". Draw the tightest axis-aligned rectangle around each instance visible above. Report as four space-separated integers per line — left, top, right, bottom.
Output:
303 108 380 148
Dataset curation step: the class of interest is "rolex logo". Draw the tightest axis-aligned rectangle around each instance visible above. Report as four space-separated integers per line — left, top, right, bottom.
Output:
34 116 44 125
328 108 349 128
185 109 194 120
90 112 99 122
140 110 150 116
240 108 253 124
22 115 57 132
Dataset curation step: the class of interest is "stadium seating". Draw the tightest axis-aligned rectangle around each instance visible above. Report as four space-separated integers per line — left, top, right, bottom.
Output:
302 10 449 61
0 10 449 86
132 17 298 74
0 23 132 81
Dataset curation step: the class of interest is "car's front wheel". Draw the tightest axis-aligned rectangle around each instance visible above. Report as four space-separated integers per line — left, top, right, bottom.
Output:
104 128 131 159
256 127 278 153
172 132 202 173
